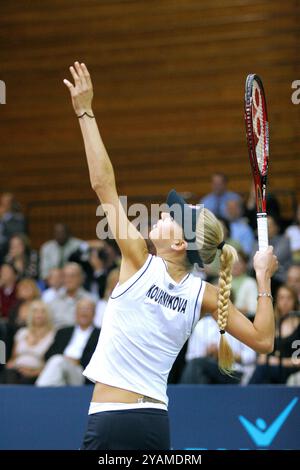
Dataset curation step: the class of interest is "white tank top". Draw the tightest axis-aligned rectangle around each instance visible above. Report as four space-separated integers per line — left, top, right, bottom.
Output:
83 254 206 406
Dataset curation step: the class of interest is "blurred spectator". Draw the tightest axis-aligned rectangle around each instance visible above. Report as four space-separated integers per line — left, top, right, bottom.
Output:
204 217 242 281
287 369 300 386
5 300 54 384
285 204 300 262
180 315 256 384
249 285 300 384
5 234 39 279
232 251 257 317
87 247 109 298
42 268 64 304
36 298 100 386
94 267 120 328
40 223 83 280
287 265 300 303
8 279 41 331
49 263 94 329
244 183 281 232
0 263 18 320
103 239 121 269
70 239 120 299
227 199 255 256
0 192 26 261
249 216 292 288
69 241 109 299
6 279 41 359
200 173 240 219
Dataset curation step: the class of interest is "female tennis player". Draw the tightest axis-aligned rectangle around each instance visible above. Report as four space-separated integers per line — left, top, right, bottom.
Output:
64 62 278 450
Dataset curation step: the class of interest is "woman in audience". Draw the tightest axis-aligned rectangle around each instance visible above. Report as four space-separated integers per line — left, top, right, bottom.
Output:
5 300 55 384
249 285 300 384
8 279 41 328
0 262 18 321
6 279 41 358
5 234 39 280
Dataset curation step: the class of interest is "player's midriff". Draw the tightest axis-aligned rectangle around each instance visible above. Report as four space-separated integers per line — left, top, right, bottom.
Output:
92 381 166 405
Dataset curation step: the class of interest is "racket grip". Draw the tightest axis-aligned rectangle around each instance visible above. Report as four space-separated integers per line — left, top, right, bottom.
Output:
257 213 269 252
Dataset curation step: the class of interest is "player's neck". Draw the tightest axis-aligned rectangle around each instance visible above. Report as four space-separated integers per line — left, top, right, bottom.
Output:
159 252 190 283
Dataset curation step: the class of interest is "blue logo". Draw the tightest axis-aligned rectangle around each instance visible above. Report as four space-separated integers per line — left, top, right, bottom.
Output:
239 397 298 447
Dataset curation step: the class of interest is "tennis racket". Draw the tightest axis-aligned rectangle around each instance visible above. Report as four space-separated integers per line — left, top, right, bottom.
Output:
244 74 269 252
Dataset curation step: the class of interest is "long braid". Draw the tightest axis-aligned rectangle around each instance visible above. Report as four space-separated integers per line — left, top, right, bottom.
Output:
217 244 237 372
196 208 238 372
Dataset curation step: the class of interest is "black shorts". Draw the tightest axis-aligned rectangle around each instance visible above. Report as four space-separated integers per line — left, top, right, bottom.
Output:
81 408 170 450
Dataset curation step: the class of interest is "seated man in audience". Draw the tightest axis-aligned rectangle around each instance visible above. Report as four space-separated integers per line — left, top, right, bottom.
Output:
200 173 240 219
180 314 256 385
42 268 64 304
39 223 82 280
69 242 109 300
36 298 100 386
49 262 94 329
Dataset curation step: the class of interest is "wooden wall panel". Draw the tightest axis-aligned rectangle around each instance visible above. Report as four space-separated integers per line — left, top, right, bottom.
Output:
0 0 299 247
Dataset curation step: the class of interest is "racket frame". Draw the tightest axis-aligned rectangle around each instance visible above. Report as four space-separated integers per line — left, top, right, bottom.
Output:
244 74 269 252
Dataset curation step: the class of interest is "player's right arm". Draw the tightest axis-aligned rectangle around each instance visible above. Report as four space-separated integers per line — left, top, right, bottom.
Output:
202 247 277 354
64 62 148 283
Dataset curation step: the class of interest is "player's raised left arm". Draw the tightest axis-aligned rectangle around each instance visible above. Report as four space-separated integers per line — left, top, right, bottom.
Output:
63 62 114 196
63 62 148 278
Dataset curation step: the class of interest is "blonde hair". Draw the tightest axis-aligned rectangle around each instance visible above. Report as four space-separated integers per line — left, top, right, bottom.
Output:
196 208 238 372
27 300 53 332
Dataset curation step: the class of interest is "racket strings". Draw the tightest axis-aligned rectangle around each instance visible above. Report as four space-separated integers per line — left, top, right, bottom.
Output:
252 80 266 173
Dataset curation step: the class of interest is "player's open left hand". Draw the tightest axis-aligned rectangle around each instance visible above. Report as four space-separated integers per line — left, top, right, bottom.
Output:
63 61 93 116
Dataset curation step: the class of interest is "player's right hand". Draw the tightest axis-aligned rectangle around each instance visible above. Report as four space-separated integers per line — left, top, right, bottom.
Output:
63 61 93 116
253 246 278 278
